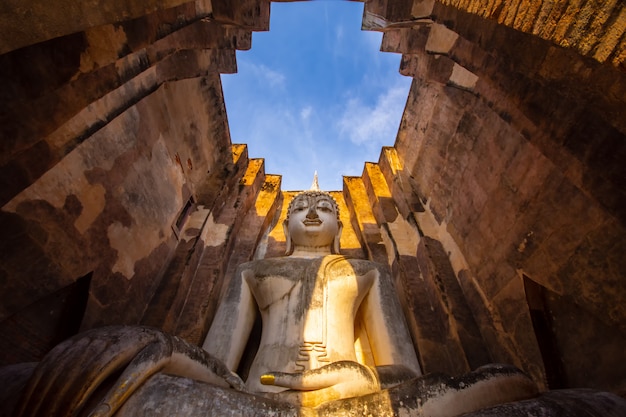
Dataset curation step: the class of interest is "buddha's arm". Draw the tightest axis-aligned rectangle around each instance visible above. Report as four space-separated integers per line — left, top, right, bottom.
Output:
202 267 257 371
361 267 422 385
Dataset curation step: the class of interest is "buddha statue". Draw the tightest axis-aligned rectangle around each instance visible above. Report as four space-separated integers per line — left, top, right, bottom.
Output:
202 189 421 407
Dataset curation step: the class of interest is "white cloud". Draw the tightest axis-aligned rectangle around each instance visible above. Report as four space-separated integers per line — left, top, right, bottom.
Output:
236 103 320 189
337 82 409 150
363 31 383 52
239 60 286 89
336 25 344 42
300 106 313 122
264 66 286 88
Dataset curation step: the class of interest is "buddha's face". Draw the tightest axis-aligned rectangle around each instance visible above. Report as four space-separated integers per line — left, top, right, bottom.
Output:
286 193 340 251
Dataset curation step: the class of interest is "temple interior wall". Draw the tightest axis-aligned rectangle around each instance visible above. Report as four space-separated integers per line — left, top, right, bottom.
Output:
0 0 624 396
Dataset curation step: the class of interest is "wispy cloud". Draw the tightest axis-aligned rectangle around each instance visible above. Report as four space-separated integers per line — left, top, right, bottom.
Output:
239 60 287 89
363 31 383 53
300 105 313 122
337 81 409 151
336 25 344 42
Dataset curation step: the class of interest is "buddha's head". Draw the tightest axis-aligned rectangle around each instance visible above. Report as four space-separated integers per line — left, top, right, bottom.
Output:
283 191 343 256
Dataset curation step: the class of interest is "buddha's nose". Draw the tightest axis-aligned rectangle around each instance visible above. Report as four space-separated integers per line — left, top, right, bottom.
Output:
306 205 318 219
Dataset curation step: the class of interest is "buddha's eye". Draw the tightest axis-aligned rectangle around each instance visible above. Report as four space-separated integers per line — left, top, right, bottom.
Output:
316 200 334 212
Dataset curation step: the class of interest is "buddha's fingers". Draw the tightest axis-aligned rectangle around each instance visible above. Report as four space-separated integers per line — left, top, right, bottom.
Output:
15 326 161 417
262 370 337 390
261 361 379 391
89 338 173 417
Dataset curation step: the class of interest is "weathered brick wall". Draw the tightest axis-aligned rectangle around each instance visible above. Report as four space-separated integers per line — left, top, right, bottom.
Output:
439 0 625 66
361 0 626 393
0 0 270 364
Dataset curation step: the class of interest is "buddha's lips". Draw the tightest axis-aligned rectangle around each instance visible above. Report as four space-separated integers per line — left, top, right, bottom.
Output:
303 219 322 226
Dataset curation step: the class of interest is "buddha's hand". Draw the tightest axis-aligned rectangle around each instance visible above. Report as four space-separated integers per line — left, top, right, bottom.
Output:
261 361 380 407
15 326 247 417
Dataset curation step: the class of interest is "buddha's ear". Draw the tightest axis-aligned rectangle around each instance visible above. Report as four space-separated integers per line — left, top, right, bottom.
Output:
283 219 293 255
332 220 343 254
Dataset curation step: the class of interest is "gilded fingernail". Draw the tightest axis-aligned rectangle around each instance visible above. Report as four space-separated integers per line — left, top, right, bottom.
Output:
260 374 275 385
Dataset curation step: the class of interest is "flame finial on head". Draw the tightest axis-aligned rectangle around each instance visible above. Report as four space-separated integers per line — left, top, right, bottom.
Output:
310 171 320 191
285 171 340 222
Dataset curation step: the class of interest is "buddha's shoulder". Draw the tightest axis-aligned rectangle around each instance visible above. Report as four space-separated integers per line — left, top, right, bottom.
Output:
326 256 387 276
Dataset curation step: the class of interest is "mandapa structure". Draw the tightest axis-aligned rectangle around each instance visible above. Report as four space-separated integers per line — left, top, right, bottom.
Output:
0 0 625 415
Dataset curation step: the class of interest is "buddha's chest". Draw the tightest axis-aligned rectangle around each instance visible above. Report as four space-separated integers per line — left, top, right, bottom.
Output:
243 256 376 315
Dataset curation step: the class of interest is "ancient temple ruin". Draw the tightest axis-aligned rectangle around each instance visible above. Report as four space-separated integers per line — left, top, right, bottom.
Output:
0 0 625 415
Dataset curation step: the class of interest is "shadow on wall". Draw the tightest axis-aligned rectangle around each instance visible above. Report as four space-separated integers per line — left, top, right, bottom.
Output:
0 272 91 366
524 275 626 395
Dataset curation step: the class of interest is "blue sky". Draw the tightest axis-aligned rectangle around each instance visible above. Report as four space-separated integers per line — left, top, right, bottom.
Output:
221 1 411 191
